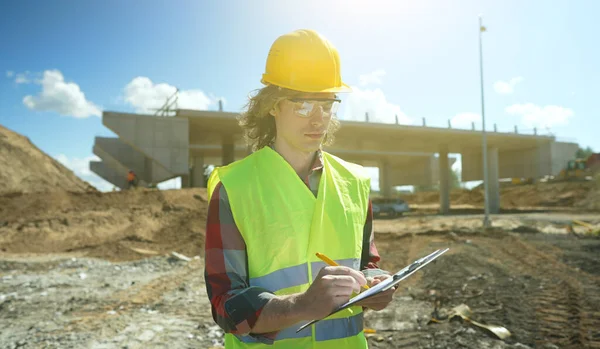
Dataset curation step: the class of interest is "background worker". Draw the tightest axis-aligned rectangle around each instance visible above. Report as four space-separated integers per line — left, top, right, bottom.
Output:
127 170 137 189
204 29 396 348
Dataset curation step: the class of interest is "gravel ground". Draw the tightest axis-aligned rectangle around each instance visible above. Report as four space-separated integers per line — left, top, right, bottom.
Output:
0 254 223 349
2 213 599 349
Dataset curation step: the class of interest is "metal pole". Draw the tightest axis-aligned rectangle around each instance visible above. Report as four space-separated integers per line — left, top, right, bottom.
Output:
479 15 491 228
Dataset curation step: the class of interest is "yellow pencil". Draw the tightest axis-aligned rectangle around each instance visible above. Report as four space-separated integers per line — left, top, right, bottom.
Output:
316 252 370 290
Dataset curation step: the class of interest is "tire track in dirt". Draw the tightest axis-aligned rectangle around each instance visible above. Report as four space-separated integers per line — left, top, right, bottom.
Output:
112 259 204 310
369 232 457 348
482 234 600 349
61 259 206 335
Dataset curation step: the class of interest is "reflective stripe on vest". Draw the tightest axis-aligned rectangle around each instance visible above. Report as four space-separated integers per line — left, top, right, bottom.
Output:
209 147 371 348
234 312 364 343
250 258 360 293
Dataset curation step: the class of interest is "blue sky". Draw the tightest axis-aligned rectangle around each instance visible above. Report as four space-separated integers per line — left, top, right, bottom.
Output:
1 0 597 191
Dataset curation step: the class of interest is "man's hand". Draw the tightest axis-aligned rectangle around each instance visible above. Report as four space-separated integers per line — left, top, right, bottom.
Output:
297 266 367 320
355 275 397 311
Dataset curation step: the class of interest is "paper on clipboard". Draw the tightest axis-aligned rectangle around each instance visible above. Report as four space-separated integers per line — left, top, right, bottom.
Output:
296 248 449 333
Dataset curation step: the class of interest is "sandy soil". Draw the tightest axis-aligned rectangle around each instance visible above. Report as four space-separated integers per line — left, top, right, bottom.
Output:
0 188 209 261
2 209 599 348
0 125 96 195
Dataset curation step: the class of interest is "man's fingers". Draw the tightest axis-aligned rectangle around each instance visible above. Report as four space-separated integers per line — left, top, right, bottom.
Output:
323 275 362 293
320 266 367 286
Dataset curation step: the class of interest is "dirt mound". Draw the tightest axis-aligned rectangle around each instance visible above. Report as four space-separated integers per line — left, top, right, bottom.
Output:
0 124 96 195
501 181 594 208
574 176 600 211
0 188 209 261
401 181 596 210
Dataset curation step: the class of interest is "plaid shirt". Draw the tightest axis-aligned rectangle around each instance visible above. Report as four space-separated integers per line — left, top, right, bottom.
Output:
204 150 381 343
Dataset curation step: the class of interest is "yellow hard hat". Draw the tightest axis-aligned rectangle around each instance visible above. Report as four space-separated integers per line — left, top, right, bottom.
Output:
261 29 352 93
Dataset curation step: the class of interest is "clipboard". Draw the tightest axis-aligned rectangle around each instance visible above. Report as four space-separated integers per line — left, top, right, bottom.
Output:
296 247 449 333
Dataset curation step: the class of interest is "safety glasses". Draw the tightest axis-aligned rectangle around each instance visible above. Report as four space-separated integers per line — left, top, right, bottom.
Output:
285 98 341 118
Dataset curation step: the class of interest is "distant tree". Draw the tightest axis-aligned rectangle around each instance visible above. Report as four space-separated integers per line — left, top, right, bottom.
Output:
413 184 436 192
576 146 595 159
450 168 461 189
414 168 461 192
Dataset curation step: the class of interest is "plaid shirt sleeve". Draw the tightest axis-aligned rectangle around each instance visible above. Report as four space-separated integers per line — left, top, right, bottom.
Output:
204 182 382 342
204 182 278 343
360 199 381 270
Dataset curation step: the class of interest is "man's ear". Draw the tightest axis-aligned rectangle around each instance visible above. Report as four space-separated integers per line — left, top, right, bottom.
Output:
269 102 279 117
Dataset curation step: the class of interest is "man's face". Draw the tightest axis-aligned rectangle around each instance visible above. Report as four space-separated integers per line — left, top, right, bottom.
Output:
272 92 340 153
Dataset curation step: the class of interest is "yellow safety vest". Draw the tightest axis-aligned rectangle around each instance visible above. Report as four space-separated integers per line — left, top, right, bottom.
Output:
207 146 371 348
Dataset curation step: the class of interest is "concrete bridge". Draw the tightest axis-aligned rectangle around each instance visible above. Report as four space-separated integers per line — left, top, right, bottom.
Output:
91 109 578 214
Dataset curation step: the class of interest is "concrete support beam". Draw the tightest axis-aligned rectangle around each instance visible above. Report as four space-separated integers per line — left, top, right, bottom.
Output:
181 175 191 188
379 160 391 197
92 145 147 188
222 135 235 166
94 137 173 184
190 155 205 188
487 147 500 214
103 112 189 174
90 161 125 189
439 148 450 214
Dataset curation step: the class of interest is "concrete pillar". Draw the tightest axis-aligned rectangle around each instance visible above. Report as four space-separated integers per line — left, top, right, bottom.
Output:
379 160 391 197
222 135 234 166
143 157 153 183
191 155 205 187
487 147 500 214
439 148 450 214
180 175 191 188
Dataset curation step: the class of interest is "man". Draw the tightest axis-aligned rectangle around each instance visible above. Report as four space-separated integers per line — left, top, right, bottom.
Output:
127 170 137 189
204 29 396 348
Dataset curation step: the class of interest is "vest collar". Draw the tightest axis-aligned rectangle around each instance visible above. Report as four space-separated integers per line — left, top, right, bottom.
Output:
267 144 324 174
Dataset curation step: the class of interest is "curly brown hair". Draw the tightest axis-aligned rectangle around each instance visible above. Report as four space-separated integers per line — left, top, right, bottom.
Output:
238 85 341 152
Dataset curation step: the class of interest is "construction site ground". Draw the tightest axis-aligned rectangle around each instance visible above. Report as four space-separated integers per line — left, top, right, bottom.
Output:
1 185 599 349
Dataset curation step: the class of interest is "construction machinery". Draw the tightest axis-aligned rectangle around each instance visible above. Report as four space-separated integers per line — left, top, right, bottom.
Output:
557 153 600 181
511 177 535 185
586 153 600 172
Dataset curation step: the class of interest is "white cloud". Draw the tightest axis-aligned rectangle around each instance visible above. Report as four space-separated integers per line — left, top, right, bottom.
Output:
123 77 224 113
451 112 481 129
8 70 34 84
505 103 574 128
359 69 386 86
341 86 411 124
54 154 114 192
55 154 96 177
23 70 101 118
15 73 31 84
493 76 523 94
